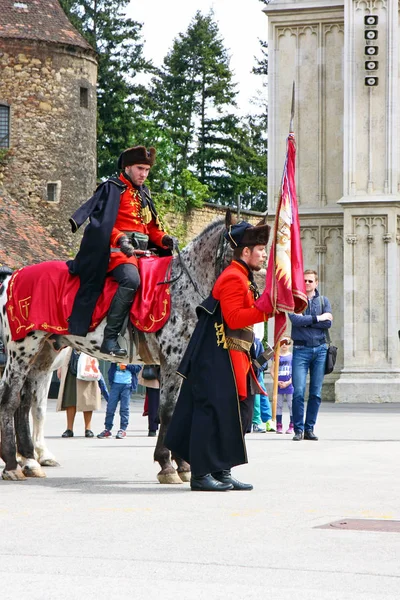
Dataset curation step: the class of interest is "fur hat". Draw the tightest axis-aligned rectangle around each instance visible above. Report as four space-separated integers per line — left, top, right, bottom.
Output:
224 208 270 248
117 146 156 170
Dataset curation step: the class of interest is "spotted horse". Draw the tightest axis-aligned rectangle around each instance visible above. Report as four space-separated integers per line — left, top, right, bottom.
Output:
0 219 232 481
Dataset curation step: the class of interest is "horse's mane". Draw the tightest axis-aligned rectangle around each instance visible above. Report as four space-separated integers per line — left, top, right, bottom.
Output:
187 218 225 247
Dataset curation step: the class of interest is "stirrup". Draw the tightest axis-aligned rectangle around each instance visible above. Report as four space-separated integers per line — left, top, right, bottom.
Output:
100 340 127 357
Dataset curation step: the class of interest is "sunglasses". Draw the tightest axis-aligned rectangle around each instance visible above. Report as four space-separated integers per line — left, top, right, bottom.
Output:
304 279 314 283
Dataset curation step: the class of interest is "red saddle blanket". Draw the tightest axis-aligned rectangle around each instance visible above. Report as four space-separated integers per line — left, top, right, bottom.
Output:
6 257 173 341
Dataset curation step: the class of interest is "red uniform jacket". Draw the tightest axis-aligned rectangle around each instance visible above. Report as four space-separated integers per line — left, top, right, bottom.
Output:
212 260 267 400
108 173 168 272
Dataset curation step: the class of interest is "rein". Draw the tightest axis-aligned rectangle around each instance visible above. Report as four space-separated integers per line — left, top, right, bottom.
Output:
157 242 203 298
215 229 228 279
157 225 229 299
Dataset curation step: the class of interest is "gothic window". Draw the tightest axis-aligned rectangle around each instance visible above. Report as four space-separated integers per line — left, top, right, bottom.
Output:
0 104 10 148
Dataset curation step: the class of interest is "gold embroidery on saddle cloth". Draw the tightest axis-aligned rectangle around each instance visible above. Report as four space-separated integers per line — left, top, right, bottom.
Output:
7 269 36 334
134 291 170 332
214 322 227 349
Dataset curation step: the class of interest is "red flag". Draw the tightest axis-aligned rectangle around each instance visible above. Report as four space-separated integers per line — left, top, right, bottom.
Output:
255 133 307 345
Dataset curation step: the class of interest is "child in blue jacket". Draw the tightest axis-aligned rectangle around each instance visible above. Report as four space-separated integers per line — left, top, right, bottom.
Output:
97 363 141 439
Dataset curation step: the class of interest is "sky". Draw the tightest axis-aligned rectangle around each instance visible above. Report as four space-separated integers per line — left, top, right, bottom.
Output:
126 0 268 115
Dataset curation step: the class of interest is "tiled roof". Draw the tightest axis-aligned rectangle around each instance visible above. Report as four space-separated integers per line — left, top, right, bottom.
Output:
0 189 70 269
0 0 94 51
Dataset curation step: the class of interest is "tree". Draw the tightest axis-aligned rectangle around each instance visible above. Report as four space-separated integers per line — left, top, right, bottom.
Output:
60 0 152 177
150 11 238 204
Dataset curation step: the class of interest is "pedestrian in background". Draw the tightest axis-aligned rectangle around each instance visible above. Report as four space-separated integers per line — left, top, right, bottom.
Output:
97 363 141 439
139 365 160 437
57 348 101 438
271 340 294 434
251 335 275 433
289 269 332 441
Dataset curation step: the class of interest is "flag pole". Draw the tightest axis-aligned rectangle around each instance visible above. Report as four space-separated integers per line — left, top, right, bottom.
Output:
272 82 295 422
289 81 295 134
272 343 280 421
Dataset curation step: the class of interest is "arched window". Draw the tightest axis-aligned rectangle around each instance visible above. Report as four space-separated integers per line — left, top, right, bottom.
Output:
0 103 10 148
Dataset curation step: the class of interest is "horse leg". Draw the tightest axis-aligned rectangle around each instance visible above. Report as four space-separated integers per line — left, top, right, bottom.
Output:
153 358 184 484
171 452 191 483
154 416 182 484
31 375 59 467
14 380 46 478
0 379 27 481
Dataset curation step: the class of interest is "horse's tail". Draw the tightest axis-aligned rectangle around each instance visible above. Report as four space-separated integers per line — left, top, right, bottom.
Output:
0 265 13 284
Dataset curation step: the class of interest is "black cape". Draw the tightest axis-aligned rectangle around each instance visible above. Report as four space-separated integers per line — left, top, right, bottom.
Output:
67 178 164 336
165 295 247 476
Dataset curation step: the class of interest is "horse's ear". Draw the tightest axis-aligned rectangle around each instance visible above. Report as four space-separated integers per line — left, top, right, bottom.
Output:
255 213 268 227
225 208 237 229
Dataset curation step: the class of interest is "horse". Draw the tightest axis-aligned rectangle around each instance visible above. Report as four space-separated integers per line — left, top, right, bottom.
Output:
0 218 231 481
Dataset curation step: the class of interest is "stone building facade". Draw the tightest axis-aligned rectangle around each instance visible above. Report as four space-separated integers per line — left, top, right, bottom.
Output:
0 0 97 249
264 0 400 401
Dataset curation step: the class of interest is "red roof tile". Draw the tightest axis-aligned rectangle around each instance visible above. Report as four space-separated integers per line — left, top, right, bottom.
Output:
0 0 94 51
0 190 70 269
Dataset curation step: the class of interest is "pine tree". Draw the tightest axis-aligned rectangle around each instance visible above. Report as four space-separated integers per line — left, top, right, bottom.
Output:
150 11 238 204
60 0 152 178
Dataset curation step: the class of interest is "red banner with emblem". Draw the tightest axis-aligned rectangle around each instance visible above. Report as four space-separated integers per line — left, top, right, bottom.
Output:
256 133 307 345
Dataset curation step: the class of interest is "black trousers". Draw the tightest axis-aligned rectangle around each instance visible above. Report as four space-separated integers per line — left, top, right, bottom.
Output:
109 263 140 291
240 392 255 436
147 387 160 432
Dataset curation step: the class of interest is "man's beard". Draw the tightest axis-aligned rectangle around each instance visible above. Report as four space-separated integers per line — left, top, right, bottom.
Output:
251 265 263 272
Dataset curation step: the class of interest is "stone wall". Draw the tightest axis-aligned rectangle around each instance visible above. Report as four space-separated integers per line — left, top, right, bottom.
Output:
0 39 97 254
164 203 263 245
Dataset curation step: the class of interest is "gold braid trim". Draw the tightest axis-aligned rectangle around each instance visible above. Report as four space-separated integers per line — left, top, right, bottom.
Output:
141 205 152 225
225 337 253 353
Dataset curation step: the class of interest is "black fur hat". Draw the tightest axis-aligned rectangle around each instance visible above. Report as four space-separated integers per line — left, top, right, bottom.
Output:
117 146 156 170
224 208 270 248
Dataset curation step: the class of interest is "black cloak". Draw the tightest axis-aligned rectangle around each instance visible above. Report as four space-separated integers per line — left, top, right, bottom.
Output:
165 295 247 476
67 178 164 336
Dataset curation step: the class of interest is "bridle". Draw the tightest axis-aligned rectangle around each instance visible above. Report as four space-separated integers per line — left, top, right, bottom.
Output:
157 227 230 299
157 241 202 298
215 229 230 279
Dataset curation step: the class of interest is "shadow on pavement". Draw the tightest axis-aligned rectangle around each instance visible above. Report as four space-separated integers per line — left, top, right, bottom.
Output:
5 476 190 494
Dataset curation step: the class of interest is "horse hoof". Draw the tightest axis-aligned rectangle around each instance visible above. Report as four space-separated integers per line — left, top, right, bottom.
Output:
2 468 27 481
157 471 183 484
177 470 191 483
22 465 46 478
40 459 60 467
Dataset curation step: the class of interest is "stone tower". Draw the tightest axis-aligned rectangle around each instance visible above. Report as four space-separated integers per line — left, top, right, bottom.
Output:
264 0 400 402
0 0 97 247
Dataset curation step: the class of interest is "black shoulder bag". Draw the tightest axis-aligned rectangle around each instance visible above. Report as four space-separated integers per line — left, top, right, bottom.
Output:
319 296 338 374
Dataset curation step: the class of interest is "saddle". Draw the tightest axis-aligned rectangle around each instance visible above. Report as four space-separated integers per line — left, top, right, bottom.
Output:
6 257 173 343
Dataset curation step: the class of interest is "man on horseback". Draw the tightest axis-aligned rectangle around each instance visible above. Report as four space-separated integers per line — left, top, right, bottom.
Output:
67 146 174 357
165 210 271 492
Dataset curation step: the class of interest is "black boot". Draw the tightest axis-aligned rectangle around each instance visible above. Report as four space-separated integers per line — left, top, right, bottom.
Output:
190 474 233 492
212 469 253 491
100 286 135 357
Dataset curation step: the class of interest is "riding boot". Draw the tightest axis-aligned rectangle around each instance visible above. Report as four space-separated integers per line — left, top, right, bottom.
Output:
100 286 136 357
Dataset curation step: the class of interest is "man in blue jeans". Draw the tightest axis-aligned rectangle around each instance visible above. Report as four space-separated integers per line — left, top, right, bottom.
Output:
97 363 141 439
289 270 333 441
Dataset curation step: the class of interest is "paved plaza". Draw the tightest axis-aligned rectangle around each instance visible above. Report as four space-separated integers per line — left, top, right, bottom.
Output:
0 399 400 600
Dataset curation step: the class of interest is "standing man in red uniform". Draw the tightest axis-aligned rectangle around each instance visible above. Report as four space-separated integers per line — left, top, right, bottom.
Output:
67 146 173 356
165 211 271 492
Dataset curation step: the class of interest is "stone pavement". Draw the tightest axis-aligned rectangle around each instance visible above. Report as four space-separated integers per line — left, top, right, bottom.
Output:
1 400 400 600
